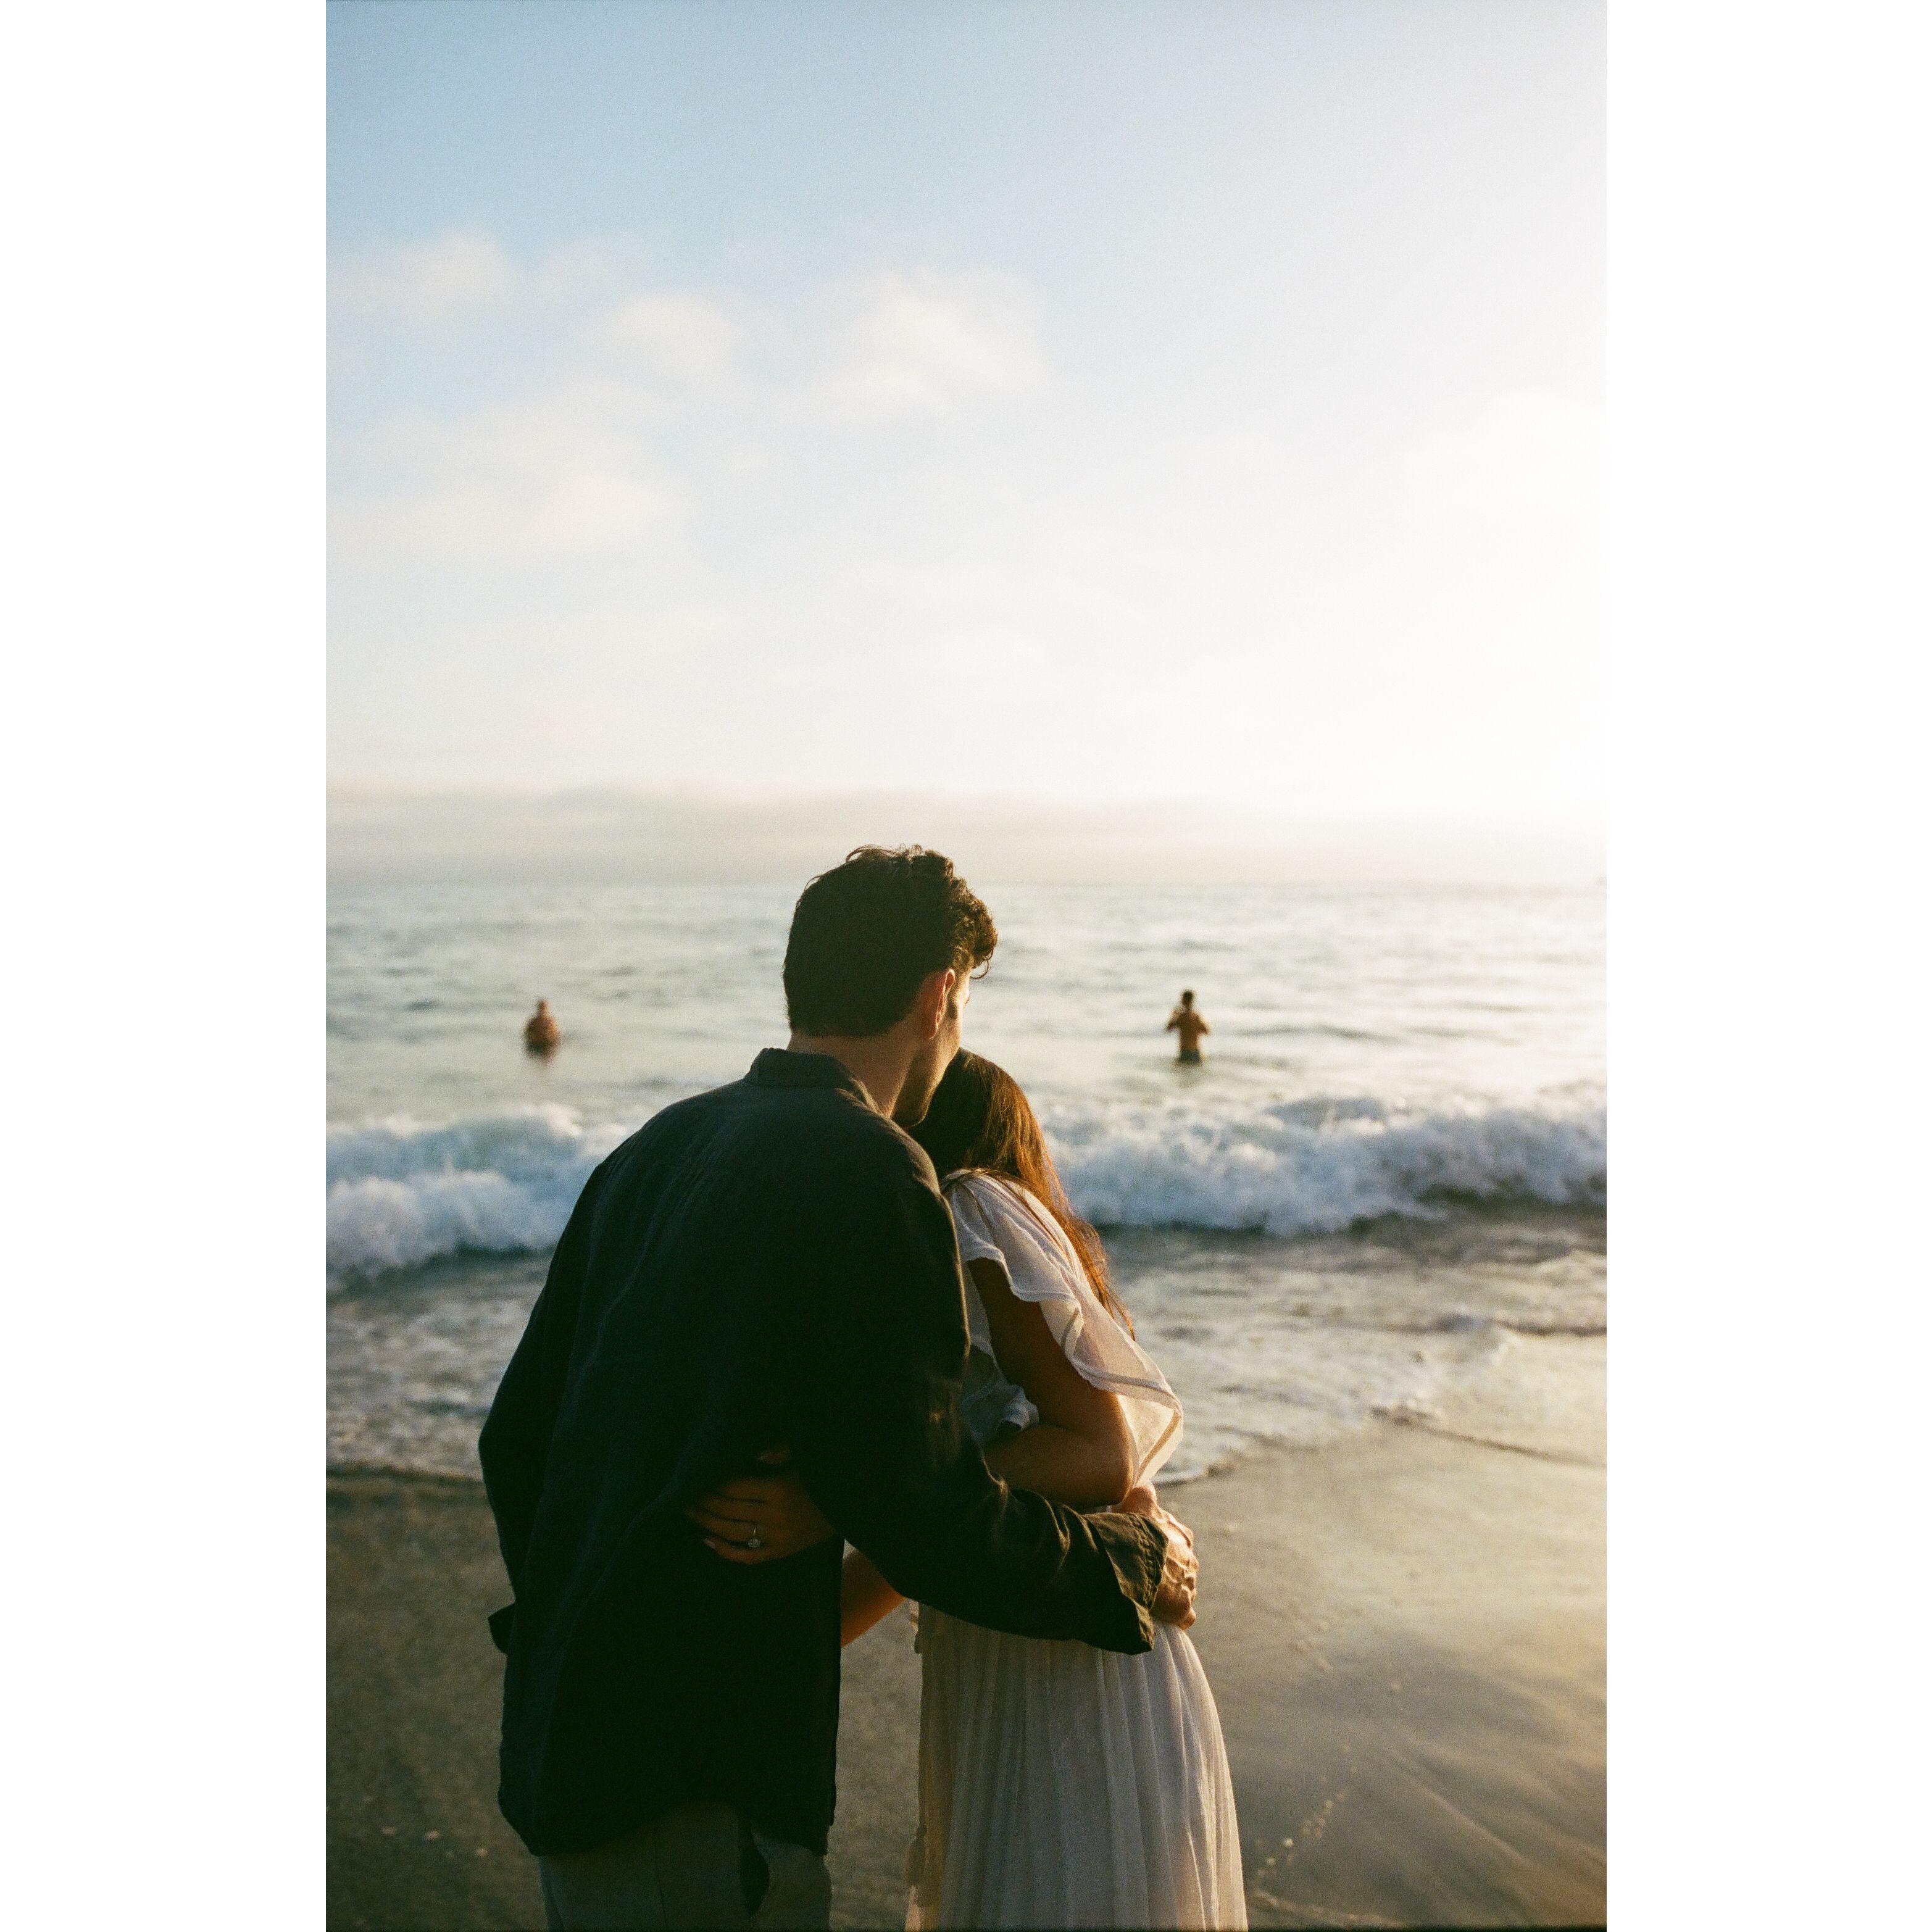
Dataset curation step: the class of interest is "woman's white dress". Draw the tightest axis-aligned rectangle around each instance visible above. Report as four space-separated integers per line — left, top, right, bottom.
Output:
905 1171 1247 1930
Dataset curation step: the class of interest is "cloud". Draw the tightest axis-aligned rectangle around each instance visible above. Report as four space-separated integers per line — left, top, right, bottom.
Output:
812 270 1044 418
327 236 1597 831
329 229 515 324
331 236 1043 423
1395 391 1603 529
330 230 664 331
591 291 743 378
330 243 1054 570
333 388 674 564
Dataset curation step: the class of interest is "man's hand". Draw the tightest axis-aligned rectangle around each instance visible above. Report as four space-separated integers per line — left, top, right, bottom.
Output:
686 1446 838 1566
1117 1481 1197 1629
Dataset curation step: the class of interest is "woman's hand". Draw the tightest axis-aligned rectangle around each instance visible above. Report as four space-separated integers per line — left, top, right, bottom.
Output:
686 1446 838 1566
1117 1481 1199 1629
1120 1478 1196 1555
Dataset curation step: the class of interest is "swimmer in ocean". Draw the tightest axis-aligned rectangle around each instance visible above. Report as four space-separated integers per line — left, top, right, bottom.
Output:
1166 989 1209 1065
523 999 561 1053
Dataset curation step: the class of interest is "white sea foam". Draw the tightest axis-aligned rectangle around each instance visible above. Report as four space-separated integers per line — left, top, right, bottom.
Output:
1047 1093 1605 1237
327 1106 631 1276
325 1092 1604 1278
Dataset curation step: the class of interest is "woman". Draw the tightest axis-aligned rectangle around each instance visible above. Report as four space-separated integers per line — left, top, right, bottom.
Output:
694 1052 1245 1929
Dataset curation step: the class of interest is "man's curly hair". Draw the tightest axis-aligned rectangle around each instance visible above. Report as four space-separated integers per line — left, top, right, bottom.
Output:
783 846 998 1037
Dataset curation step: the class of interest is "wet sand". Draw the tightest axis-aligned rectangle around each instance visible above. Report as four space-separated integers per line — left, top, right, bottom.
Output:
328 1337 1602 1930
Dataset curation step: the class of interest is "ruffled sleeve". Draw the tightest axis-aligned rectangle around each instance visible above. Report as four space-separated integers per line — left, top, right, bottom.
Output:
944 1172 1183 1486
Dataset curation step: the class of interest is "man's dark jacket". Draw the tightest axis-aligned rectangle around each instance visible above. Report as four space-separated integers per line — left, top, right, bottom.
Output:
478 1049 1168 1859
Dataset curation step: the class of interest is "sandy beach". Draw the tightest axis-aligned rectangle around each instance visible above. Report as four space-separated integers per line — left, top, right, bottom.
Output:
328 1332 1601 1931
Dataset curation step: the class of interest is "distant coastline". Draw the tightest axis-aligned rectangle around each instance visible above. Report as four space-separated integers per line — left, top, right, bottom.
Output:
327 785 1608 891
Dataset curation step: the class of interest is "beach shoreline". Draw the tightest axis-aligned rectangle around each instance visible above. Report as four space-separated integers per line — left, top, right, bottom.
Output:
328 1334 1602 1931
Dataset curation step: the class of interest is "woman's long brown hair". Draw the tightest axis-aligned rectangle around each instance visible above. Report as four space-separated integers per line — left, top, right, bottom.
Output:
909 1051 1132 1333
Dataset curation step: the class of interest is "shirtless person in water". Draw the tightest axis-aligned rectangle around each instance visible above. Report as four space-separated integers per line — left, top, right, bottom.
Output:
1167 989 1210 1065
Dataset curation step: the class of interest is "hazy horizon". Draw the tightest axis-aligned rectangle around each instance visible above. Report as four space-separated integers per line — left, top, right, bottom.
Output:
329 781 1603 888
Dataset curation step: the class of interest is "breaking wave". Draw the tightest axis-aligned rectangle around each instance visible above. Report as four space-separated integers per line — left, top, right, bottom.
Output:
1046 1093 1605 1238
327 1107 631 1278
327 1091 1603 1280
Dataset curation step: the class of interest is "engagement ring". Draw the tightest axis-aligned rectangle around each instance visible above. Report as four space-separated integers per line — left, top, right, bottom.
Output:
745 1527 765 1549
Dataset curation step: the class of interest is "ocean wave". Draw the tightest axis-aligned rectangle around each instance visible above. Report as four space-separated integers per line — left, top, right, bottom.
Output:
1045 1094 1605 1238
326 1091 1603 1279
327 1107 631 1277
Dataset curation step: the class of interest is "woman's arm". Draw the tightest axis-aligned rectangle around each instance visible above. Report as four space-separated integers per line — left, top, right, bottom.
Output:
688 1244 1143 1639
841 1546 904 1646
779 1175 1174 1655
836 1248 1136 1649
969 1256 1136 1509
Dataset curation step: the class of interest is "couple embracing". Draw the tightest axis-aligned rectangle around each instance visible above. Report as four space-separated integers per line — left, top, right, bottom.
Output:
481 846 1245 1928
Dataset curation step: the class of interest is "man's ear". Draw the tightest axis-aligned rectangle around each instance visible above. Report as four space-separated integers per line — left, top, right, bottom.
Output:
922 967 957 1036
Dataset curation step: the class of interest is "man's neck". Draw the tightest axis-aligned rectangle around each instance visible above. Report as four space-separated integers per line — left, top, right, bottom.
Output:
786 1032 912 1118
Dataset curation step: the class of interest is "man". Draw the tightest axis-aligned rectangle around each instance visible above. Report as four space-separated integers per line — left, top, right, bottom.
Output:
480 847 1196 1928
1167 988 1211 1065
523 999 561 1052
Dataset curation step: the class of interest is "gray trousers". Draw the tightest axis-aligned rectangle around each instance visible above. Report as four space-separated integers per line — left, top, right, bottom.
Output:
536 1802 831 1930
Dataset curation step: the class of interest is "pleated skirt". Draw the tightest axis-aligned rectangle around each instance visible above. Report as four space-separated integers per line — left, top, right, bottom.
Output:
905 1607 1247 1929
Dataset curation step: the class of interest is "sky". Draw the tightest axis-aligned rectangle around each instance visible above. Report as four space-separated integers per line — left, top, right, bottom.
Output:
328 0 1603 882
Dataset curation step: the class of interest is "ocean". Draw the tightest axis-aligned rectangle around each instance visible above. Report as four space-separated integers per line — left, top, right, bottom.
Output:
328 882 1604 1484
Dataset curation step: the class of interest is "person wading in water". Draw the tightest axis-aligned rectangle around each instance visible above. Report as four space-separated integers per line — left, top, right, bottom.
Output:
1165 991 1209 1065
